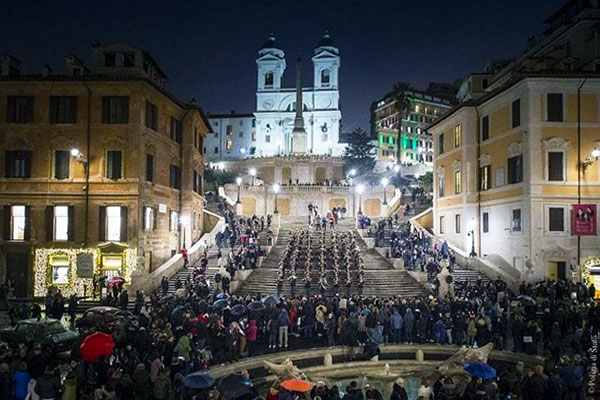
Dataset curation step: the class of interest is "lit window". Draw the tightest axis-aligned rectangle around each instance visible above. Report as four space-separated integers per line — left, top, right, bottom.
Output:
170 211 178 231
106 206 121 241
51 256 69 284
321 69 330 86
144 207 153 231
415 104 420 113
11 205 26 240
454 124 462 148
252 131 257 142
512 209 522 232
54 206 69 241
454 170 462 194
226 138 233 151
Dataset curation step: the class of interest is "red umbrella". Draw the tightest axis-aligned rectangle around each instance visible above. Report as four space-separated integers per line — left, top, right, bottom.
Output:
281 379 313 393
80 332 115 363
108 276 125 287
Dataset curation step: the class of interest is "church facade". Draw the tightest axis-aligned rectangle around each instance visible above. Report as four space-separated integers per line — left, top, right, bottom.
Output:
253 33 344 157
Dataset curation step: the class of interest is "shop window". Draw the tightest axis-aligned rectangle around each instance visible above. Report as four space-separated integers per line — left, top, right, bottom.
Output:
50 256 69 284
101 255 122 280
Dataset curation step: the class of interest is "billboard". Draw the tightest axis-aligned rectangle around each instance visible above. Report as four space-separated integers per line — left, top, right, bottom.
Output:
571 204 597 236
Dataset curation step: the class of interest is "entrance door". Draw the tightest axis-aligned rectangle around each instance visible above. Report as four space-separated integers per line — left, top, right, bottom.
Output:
6 253 29 297
548 261 568 281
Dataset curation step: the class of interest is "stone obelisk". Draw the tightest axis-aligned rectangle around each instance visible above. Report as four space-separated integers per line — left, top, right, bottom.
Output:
291 55 307 154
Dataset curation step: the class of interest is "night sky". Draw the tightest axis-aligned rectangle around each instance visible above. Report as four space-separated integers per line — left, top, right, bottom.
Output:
3 0 565 131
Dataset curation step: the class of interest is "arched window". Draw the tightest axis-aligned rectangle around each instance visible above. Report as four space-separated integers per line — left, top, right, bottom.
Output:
264 72 274 88
321 69 330 86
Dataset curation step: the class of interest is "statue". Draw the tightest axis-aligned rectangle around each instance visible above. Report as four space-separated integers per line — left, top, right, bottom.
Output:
263 358 305 380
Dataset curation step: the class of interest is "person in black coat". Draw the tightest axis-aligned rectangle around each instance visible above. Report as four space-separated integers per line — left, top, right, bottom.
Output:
390 378 408 400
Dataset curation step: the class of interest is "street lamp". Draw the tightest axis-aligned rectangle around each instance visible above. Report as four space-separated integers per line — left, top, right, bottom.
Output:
356 184 364 215
381 177 389 205
70 148 88 171
236 177 242 204
249 168 256 186
581 147 600 172
467 219 477 258
273 183 280 214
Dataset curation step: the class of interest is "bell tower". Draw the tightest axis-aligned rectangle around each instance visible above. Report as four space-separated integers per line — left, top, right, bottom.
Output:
312 31 340 90
256 33 286 92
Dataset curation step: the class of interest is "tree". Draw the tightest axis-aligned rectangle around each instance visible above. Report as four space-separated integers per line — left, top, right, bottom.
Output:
343 128 376 180
392 82 414 164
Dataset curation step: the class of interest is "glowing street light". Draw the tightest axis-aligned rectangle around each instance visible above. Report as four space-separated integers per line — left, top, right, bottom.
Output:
393 164 400 173
249 168 257 186
273 183 280 214
356 184 364 215
236 177 242 204
381 177 389 205
350 169 356 176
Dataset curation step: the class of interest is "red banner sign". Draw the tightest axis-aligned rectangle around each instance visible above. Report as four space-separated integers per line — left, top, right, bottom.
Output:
571 204 597 236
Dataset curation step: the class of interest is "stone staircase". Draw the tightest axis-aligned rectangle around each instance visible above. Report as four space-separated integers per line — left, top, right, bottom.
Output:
235 217 429 298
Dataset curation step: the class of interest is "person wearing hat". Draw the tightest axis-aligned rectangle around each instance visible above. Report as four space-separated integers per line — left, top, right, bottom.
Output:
390 378 408 400
363 383 382 400
343 381 362 400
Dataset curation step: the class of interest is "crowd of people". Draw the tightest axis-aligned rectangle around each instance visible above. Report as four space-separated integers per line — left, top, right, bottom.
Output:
0 201 597 400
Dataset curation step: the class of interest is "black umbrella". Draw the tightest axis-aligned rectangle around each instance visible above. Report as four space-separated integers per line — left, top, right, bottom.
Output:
247 301 265 312
213 299 229 310
262 294 280 306
159 294 176 304
231 304 247 316
517 295 536 306
366 327 383 345
170 305 187 322
218 372 254 400
183 372 215 389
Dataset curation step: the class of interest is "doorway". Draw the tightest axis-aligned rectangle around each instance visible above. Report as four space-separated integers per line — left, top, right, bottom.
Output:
6 252 29 297
547 261 567 281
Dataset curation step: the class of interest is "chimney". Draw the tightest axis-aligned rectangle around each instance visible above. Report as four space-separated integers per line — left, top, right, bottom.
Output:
42 63 52 76
1 54 21 76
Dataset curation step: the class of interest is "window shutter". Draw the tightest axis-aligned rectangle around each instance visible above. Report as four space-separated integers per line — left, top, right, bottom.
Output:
102 97 110 123
114 151 122 179
152 208 157 230
45 206 54 241
5 151 14 177
99 206 106 241
2 206 10 240
24 151 32 178
120 206 128 242
68 206 75 241
24 206 31 240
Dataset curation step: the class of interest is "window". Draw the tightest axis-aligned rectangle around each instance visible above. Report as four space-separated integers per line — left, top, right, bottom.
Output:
415 104 421 113
549 207 564 231
106 151 122 180
50 256 69 284
548 152 564 181
170 211 178 231
123 52 135 67
214 147 219 154
238 131 243 138
7 96 34 123
438 175 445 197
438 133 444 154
52 150 69 180
104 206 124 241
252 131 257 142
104 52 116 67
507 155 523 184
53 206 70 241
266 135 271 143
439 216 445 234
193 170 202 194
512 99 521 128
144 206 156 230
101 96 129 123
226 138 233 151
482 212 489 233
455 214 461 233
5 150 31 178
146 154 153 183
169 164 181 190
454 170 462 194
454 124 462 148
481 115 489 141
547 93 563 122
321 69 330 86
226 125 232 135
479 165 490 190
252 119 256 127
265 72 274 87
170 117 182 143
50 96 77 123
145 101 158 130
512 208 522 232
9 205 27 240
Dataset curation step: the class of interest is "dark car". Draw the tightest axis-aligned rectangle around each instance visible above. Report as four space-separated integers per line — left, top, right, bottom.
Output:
76 306 132 331
0 318 78 352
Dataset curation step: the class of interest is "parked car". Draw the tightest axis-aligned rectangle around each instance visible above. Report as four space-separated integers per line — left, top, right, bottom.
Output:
0 318 78 352
76 306 132 331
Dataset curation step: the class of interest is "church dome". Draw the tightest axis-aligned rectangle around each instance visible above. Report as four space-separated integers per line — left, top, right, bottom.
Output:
316 31 335 48
261 33 279 49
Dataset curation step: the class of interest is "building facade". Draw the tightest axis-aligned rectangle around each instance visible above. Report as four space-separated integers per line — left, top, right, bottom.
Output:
371 89 453 175
430 0 600 285
204 113 255 162
253 33 344 157
0 43 210 297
